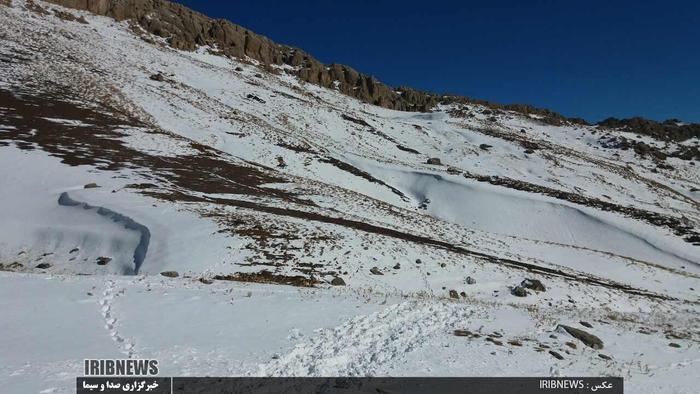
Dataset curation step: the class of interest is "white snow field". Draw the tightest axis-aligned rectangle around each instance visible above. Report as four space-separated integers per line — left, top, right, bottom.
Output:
0 1 699 393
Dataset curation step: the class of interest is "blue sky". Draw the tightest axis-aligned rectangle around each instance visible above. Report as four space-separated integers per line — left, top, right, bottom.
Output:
174 1 700 123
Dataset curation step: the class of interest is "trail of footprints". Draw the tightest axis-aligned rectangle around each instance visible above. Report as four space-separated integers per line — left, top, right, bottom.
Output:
99 280 137 358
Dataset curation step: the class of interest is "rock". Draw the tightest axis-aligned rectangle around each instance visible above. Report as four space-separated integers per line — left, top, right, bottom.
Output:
415 259 422 264
369 267 383 275
549 350 564 360
426 157 442 165
448 290 459 299
45 0 595 120
199 278 213 285
459 291 466 298
521 278 546 292
69 247 79 253
524 149 535 154
246 93 266 104
440 263 446 268
580 321 593 328
668 342 681 348
393 263 400 269
234 66 243 71
453 329 472 337
508 340 522 346
511 286 528 297
330 277 346 286
479 144 492 150
160 271 179 278
149 73 165 81
597 353 612 360
96 256 111 265
35 263 51 269
83 182 100 189
565 341 577 349
557 324 604 349
465 276 476 285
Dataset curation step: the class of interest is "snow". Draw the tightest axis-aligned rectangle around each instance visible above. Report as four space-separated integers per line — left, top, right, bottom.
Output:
0 1 698 393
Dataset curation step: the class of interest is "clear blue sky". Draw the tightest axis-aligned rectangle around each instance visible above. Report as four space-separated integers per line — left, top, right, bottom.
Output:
174 0 700 123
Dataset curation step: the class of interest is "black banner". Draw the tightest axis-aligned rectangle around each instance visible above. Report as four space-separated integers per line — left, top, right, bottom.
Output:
77 377 623 394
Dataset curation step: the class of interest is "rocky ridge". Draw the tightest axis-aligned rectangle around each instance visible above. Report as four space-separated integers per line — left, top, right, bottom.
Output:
41 0 609 127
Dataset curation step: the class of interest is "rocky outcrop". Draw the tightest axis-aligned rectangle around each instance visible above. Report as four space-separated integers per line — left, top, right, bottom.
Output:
45 0 439 111
598 117 700 142
45 0 698 132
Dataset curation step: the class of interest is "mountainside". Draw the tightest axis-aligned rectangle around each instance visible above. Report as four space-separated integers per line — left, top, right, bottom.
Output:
1 1 699 393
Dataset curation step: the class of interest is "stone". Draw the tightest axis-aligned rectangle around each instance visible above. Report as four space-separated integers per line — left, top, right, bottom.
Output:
426 157 442 165
549 350 564 360
511 286 528 297
96 256 111 265
36 263 51 269
330 277 346 286
557 325 604 350
453 329 472 337
160 271 179 278
580 321 593 328
448 290 459 299
521 279 546 292
83 182 100 189
466 276 476 285
369 267 383 275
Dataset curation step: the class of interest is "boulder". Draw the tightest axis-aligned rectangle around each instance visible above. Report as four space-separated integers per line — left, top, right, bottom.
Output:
160 271 179 278
557 324 604 349
521 279 546 292
511 286 528 297
549 350 564 360
330 277 346 286
96 256 112 265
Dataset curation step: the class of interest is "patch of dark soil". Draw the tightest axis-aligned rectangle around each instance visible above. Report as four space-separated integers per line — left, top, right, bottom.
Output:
276 142 317 154
319 157 406 199
213 270 319 287
396 144 420 154
341 114 372 128
174 191 680 301
0 88 305 204
463 171 699 246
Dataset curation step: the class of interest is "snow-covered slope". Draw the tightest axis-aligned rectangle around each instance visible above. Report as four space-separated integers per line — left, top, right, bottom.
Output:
0 1 699 393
